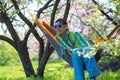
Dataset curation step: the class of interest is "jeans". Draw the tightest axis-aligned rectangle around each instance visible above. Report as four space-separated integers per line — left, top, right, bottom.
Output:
72 48 100 80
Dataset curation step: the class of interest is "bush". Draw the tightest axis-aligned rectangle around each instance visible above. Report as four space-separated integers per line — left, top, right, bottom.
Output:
0 41 20 66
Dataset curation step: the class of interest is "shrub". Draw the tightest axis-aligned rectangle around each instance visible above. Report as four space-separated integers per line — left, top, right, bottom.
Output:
0 41 20 66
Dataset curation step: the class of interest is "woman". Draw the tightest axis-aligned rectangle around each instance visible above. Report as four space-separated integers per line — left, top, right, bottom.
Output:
53 18 100 80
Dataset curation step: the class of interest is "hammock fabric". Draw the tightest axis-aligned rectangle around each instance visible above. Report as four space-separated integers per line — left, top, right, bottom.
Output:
28 11 120 65
36 18 120 65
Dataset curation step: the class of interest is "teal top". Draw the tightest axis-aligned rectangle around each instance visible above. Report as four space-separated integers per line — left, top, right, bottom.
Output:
56 30 90 55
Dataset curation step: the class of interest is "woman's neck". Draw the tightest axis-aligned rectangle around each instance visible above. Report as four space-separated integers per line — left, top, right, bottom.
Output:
60 31 66 38
60 29 69 38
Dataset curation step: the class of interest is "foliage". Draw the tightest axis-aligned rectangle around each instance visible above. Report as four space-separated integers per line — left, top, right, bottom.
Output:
0 41 20 66
95 37 120 56
110 0 120 23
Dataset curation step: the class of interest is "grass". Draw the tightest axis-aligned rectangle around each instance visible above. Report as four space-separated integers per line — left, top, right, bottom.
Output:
0 65 25 80
0 59 120 80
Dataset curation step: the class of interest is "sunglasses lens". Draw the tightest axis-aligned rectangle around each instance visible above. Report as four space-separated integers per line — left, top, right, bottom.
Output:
53 24 63 29
58 24 62 28
53 25 57 29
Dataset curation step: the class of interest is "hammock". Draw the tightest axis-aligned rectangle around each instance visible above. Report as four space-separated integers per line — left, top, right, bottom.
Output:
28 12 120 66
43 20 120 63
38 18 120 64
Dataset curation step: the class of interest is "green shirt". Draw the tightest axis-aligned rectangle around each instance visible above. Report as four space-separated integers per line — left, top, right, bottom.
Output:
56 30 89 52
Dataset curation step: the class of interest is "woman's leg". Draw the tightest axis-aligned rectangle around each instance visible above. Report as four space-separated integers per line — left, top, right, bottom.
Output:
72 48 85 80
83 56 100 79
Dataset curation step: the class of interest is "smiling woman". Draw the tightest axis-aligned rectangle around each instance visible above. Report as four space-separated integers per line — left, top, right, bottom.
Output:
53 18 101 80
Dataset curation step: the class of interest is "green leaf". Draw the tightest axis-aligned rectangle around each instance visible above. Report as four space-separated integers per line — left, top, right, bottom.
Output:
37 0 41 4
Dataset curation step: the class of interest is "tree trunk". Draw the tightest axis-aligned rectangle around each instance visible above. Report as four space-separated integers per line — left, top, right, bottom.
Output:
37 43 54 77
16 41 36 77
1 11 36 77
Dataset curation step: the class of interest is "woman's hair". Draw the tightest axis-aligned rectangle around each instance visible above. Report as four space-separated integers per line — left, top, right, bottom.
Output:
55 18 67 25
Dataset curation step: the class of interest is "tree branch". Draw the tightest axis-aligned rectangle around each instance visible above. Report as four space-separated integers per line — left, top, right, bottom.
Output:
11 0 44 47
1 12 20 42
11 0 34 31
23 30 31 43
63 0 71 20
70 13 103 38
50 0 60 25
0 35 16 48
92 0 118 25
37 0 53 18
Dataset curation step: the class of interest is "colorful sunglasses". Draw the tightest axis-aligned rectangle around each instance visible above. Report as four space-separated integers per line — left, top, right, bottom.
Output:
53 23 63 29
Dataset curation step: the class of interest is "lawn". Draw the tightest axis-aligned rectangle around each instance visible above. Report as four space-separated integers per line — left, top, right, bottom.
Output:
0 59 120 80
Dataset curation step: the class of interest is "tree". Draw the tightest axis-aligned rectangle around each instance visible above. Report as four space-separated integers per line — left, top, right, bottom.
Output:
0 0 36 77
0 0 119 78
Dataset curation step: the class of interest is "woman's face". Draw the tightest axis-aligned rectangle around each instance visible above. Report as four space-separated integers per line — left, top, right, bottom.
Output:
54 22 68 36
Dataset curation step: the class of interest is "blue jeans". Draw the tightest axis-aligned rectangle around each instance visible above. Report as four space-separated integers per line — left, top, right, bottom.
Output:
72 48 100 80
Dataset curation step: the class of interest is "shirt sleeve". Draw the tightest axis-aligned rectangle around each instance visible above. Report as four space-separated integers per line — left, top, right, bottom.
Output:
74 32 90 47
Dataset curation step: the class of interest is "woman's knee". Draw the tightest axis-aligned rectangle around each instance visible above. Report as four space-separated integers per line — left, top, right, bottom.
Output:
72 48 82 56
